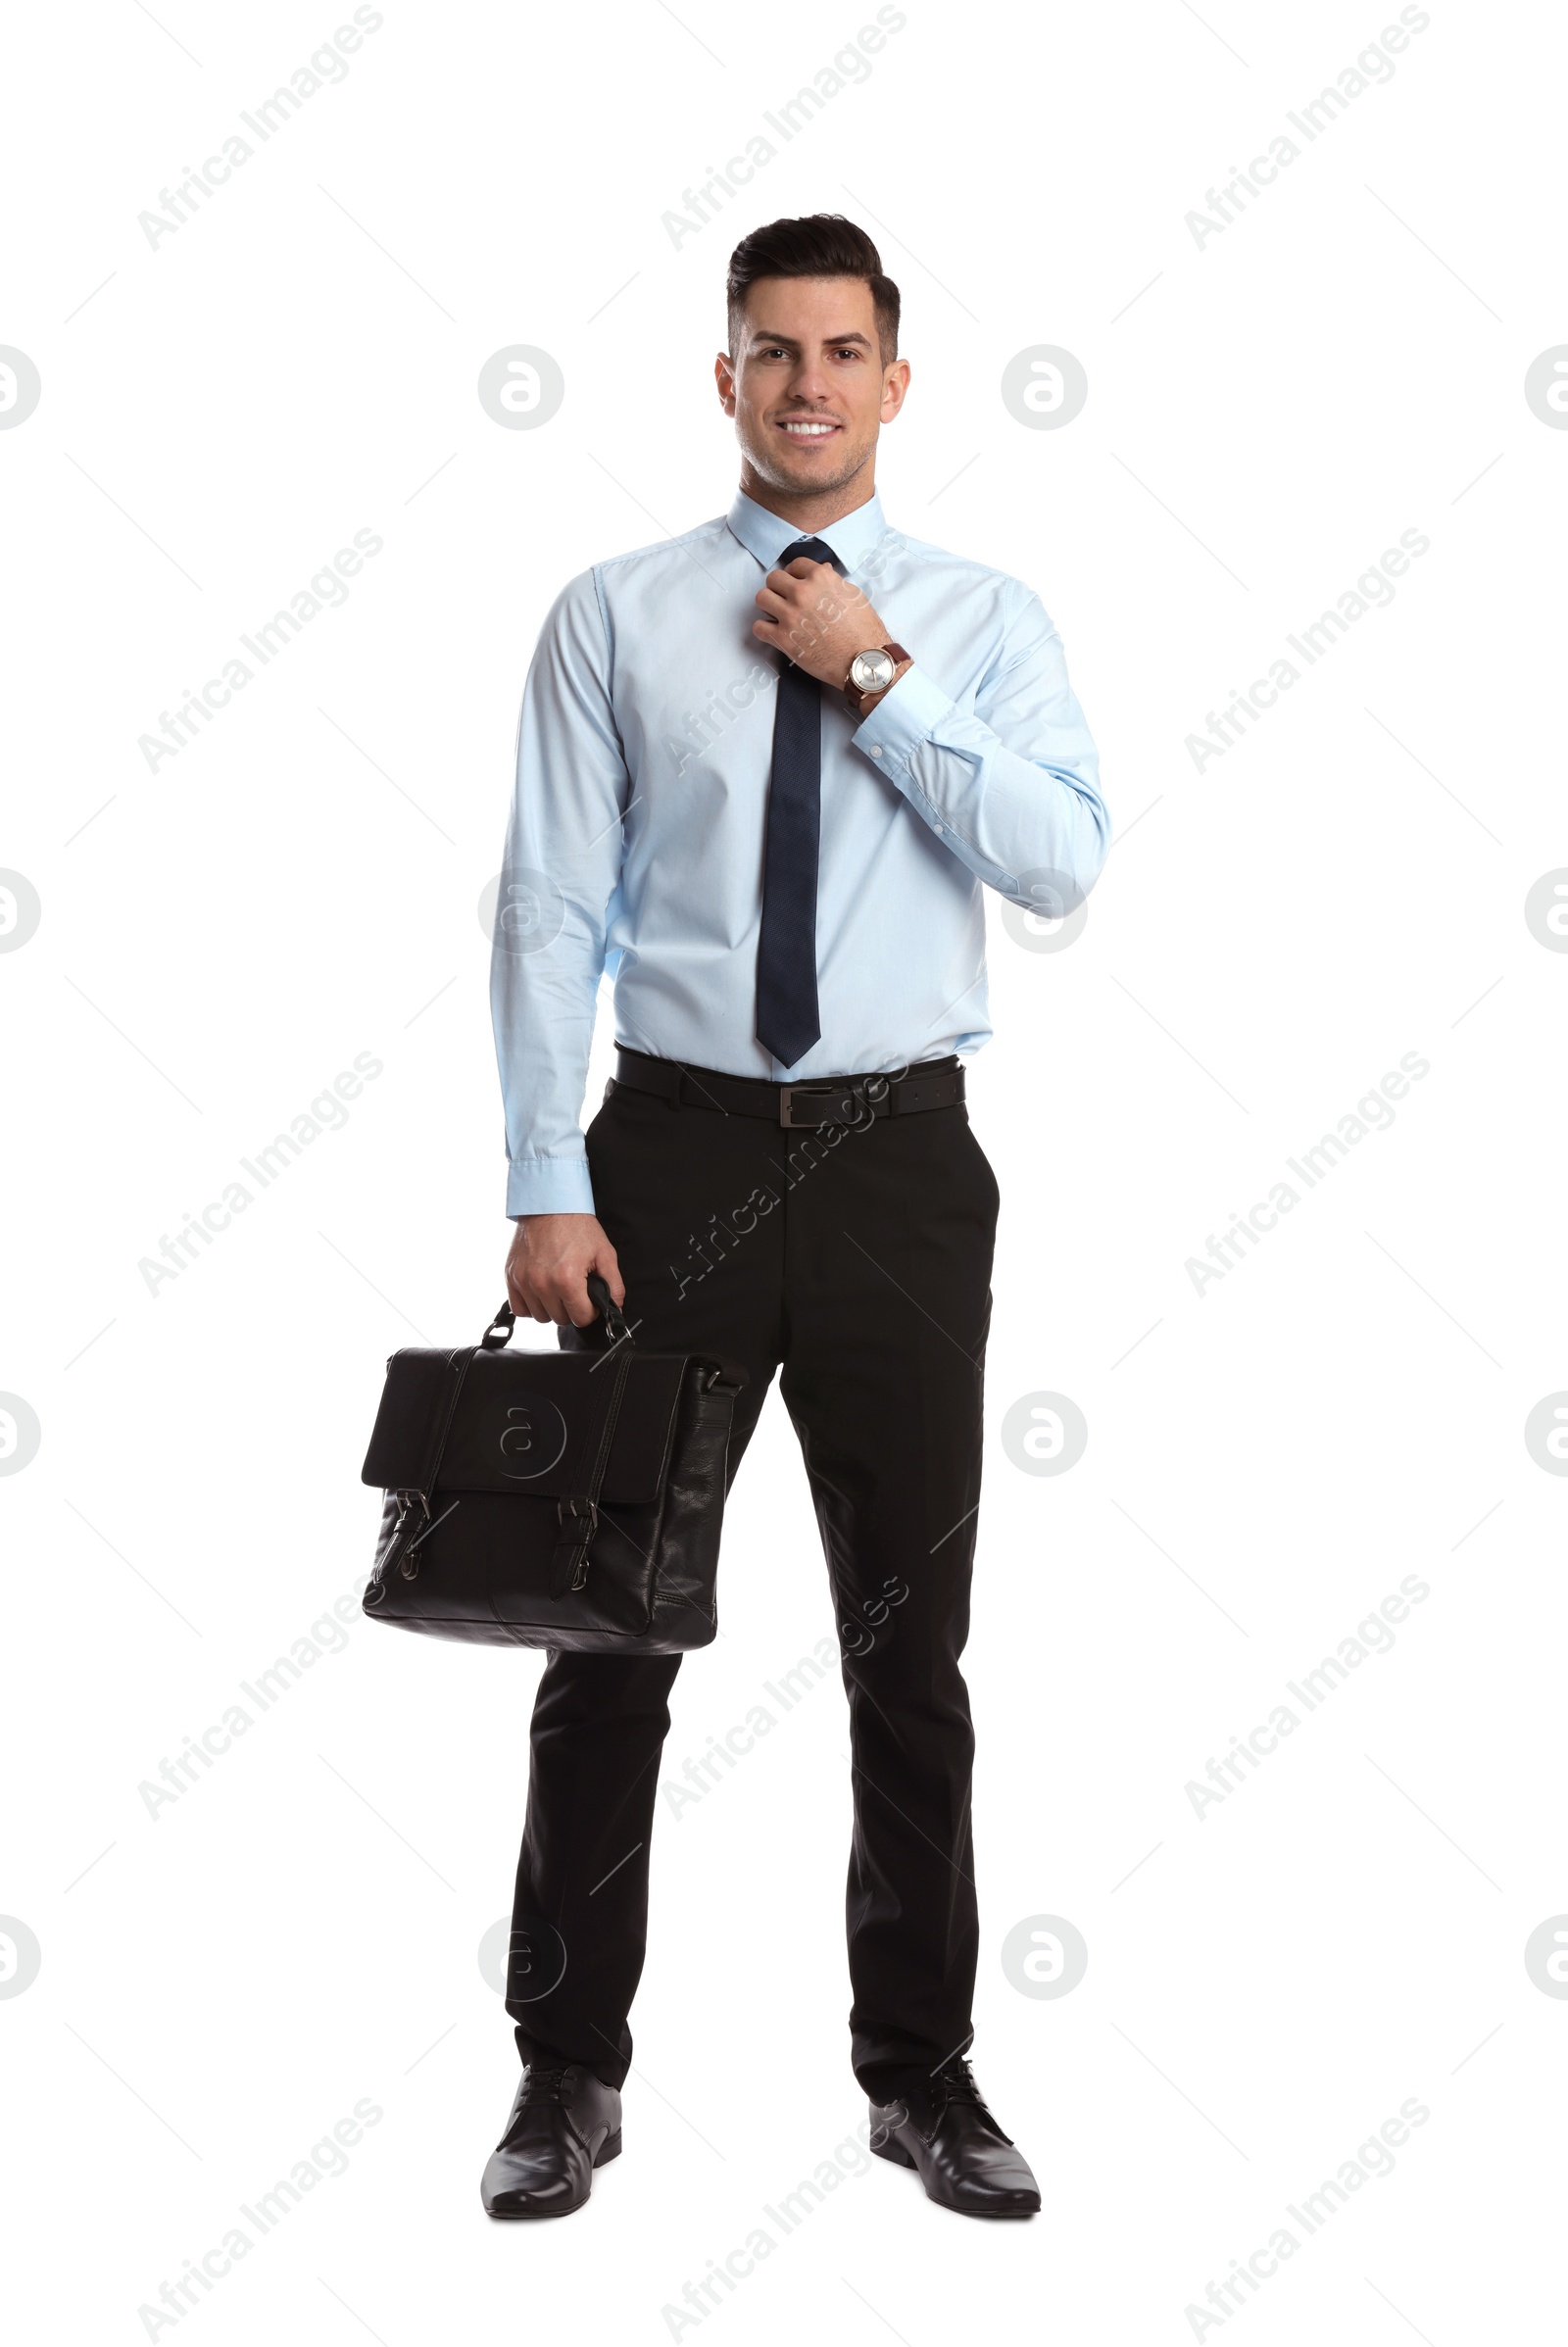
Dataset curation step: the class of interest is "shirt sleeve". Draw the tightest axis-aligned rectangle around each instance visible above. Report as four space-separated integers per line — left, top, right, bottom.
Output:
850 587 1110 907
489 567 628 1218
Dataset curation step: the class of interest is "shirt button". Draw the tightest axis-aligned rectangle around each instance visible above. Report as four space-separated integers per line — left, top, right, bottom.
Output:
869 746 883 758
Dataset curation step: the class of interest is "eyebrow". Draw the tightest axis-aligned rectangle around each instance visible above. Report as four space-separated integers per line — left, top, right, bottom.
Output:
749 328 875 351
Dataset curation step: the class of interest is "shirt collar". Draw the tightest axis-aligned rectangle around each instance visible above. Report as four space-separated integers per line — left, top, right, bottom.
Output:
725 485 890 578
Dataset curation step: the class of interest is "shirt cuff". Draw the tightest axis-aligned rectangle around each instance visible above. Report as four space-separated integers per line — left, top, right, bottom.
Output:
851 661 955 774
506 1154 597 1218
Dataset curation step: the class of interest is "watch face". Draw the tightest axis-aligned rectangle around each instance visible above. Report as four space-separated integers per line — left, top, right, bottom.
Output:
851 648 894 693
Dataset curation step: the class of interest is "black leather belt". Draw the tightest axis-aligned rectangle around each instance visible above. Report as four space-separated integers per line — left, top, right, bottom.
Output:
610 1048 964 1129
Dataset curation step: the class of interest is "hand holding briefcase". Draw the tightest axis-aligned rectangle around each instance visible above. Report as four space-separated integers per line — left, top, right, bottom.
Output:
360 1276 745 1652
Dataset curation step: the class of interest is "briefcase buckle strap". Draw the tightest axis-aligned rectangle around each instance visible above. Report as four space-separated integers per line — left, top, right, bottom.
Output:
551 1497 600 1595
398 1493 458 1582
548 1336 635 1600
366 1488 432 1605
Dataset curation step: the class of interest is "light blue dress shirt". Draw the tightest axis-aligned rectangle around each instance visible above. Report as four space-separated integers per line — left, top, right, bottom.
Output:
491 487 1109 1217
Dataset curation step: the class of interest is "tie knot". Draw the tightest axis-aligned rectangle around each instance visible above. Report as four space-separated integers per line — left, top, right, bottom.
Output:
777 535 847 577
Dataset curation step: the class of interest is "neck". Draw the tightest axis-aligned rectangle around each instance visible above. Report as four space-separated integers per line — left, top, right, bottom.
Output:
736 462 878 538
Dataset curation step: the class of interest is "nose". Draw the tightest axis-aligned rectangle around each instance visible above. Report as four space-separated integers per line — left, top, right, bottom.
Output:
784 355 832 407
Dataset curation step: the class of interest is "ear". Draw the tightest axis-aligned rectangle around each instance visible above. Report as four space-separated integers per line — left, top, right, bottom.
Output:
879 358 911 424
714 349 738 415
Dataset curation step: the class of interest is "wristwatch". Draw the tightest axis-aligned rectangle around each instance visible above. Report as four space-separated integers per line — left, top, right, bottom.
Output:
844 642 911 718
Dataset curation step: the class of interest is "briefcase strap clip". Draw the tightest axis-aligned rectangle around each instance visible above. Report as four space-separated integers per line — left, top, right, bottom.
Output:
365 1487 432 1605
550 1494 602 1596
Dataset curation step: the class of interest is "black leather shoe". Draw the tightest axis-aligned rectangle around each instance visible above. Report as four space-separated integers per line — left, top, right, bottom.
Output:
480 2061 622 2218
869 2058 1040 2218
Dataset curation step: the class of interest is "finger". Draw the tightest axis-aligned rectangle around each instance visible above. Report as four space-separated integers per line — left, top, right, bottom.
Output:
562 1271 597 1329
530 1270 587 1327
595 1247 627 1310
518 1270 560 1323
754 584 792 617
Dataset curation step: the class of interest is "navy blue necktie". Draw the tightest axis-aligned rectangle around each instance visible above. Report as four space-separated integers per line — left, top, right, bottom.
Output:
756 535 847 1069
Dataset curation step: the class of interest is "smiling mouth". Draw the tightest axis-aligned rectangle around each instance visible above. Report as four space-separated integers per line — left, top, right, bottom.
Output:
777 416 842 442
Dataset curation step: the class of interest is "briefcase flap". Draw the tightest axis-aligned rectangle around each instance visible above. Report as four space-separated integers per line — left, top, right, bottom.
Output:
361 1345 690 1504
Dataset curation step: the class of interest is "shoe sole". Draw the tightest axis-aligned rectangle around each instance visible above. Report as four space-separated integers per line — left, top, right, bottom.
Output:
871 2134 1038 2218
483 2127 622 2219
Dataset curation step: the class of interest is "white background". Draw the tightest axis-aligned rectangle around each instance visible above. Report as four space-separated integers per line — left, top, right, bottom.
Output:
3 0 1565 2340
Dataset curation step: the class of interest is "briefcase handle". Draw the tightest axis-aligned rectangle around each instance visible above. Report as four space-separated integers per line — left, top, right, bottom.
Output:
479 1277 632 1353
584 1272 633 1346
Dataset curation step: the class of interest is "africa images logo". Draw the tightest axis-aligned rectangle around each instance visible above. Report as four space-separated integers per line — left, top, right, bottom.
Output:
494 1394 568 1480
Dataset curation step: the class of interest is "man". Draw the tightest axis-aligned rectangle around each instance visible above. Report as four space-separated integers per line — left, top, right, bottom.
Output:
484 214 1109 2221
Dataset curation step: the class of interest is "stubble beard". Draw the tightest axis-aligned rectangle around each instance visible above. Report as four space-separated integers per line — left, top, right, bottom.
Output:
745 421 873 503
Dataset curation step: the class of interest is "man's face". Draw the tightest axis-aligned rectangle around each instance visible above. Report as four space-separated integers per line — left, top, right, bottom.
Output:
716 275 908 498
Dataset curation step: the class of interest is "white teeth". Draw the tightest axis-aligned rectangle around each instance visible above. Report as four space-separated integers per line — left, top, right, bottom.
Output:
783 421 835 435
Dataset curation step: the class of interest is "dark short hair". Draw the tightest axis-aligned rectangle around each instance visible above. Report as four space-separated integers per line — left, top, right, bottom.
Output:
726 214 901 366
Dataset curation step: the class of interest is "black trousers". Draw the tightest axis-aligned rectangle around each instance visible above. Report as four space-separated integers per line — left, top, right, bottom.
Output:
507 1054 1000 2105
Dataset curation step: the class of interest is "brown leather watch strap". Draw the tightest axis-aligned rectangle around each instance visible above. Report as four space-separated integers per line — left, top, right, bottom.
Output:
845 642 911 718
